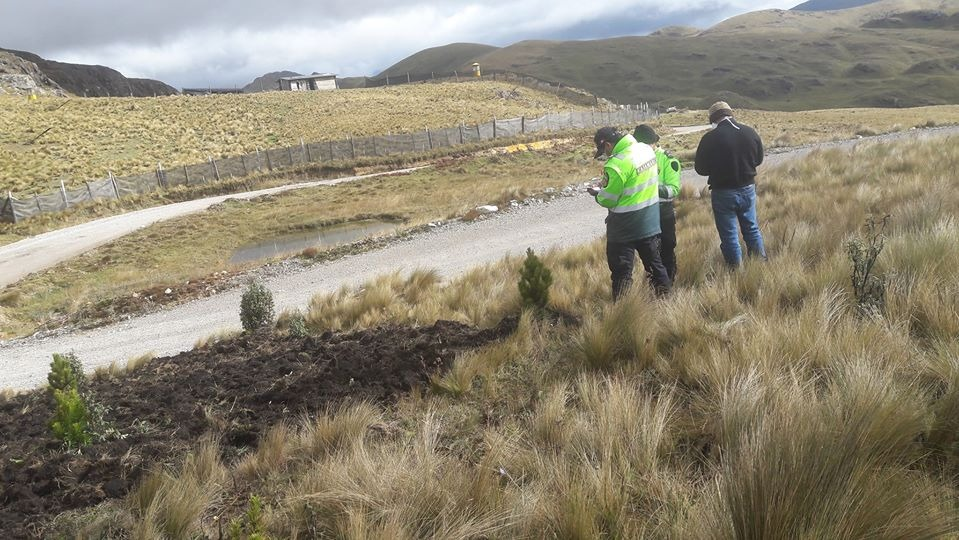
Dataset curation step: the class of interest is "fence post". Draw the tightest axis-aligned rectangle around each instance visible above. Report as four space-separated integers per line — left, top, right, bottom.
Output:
454 70 458 82
303 138 312 162
210 156 221 181
329 140 334 161
521 116 525 134
59 179 69 208
349 136 356 159
35 194 42 212
85 181 93 201
492 117 497 139
110 171 121 199
156 162 164 189
372 136 377 156
264 148 273 171
239 155 247 177
5 192 16 224
410 132 416 153
426 128 433 150
459 124 464 145
407 72 411 84
183 165 191 185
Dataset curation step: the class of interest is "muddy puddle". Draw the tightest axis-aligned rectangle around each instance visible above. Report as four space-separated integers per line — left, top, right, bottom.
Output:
230 220 400 263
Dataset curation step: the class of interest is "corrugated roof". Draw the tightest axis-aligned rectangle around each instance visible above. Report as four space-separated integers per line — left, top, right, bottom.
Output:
279 74 337 81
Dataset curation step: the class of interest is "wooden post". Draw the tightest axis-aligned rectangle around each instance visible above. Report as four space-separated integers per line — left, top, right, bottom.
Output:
386 75 390 86
239 155 247 176
521 116 525 134
349 135 356 159
372 136 377 156
431 71 434 80
110 171 121 199
156 162 164 189
6 192 16 224
303 138 312 162
492 118 497 139
459 124 464 144
454 70 458 82
407 72 411 84
35 194 42 212
60 179 69 207
287 146 294 165
85 181 93 201
410 132 416 152
265 148 273 171
329 140 334 161
210 156 221 181
426 128 433 150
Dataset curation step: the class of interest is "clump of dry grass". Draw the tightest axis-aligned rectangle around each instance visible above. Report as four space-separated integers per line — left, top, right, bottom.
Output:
72 134 959 537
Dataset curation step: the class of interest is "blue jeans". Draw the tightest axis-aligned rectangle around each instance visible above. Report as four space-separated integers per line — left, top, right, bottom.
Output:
710 184 766 267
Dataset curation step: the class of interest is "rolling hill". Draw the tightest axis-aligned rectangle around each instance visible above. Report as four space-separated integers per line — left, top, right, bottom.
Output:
0 48 177 97
377 0 959 110
792 0 881 10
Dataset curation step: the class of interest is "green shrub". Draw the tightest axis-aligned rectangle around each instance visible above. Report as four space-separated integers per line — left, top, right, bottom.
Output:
518 247 553 312
50 388 92 448
240 279 275 332
287 313 308 338
229 495 268 540
47 352 84 394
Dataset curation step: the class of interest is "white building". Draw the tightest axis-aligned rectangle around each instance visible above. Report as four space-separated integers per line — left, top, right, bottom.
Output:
278 74 338 91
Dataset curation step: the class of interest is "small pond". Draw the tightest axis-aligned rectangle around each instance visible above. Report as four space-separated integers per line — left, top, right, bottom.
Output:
230 220 400 264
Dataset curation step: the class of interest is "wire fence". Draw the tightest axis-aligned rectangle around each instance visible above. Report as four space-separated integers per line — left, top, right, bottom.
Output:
1 105 657 223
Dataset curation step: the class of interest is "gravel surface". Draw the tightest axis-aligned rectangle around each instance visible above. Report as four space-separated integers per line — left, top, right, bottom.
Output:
2 126 957 390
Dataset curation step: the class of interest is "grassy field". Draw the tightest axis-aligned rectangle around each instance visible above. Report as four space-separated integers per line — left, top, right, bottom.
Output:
2 104 959 337
2 104 957 248
0 81 582 196
0 140 596 338
44 132 959 537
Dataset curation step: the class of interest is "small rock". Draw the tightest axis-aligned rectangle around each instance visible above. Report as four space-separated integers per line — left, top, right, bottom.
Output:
545 187 556 194
475 205 499 214
164 288 172 295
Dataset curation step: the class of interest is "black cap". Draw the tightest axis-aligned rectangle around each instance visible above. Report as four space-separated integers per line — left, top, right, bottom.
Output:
633 124 659 144
593 127 621 158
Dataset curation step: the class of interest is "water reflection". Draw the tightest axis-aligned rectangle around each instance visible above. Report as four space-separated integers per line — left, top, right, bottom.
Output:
230 220 399 264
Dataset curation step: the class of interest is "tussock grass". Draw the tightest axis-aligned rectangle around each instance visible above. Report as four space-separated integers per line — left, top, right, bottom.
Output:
73 134 959 536
193 328 241 349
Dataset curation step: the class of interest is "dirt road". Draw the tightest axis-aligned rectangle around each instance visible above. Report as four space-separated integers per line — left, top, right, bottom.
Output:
0 167 426 289
2 127 956 389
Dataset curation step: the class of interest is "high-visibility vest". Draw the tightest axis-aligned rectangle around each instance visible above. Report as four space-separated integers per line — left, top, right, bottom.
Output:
595 134 661 241
655 147 681 200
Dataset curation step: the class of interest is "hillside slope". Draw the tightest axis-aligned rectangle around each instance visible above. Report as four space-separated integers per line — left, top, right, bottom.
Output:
381 0 959 110
792 0 881 10
0 48 177 97
0 51 64 96
377 43 499 78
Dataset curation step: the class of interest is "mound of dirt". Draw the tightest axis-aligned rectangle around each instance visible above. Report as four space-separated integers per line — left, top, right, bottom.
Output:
0 318 515 537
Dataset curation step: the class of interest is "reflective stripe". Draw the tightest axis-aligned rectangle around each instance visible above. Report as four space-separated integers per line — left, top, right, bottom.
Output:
610 197 660 213
622 177 657 197
634 158 656 173
597 189 618 201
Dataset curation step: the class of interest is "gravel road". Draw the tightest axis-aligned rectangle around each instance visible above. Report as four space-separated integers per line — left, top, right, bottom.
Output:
2 126 956 390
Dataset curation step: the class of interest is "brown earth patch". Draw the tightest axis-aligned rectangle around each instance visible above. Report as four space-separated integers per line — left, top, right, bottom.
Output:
0 318 515 538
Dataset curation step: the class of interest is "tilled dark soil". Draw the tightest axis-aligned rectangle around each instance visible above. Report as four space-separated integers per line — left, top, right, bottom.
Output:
0 319 514 538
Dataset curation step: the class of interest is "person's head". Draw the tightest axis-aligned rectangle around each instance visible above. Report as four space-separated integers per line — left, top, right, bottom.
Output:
708 101 734 124
593 127 624 158
632 124 660 145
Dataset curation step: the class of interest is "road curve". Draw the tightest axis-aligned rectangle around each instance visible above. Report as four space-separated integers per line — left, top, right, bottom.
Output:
0 167 427 289
1 126 956 389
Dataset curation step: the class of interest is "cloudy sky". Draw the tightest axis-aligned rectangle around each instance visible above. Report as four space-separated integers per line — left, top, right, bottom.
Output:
4 1 799 88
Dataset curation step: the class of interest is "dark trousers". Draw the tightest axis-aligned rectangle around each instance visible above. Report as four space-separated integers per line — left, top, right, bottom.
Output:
607 234 672 300
659 201 677 282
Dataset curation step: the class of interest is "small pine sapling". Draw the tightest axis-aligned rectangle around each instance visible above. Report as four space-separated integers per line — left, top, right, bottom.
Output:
48 352 84 394
50 388 92 448
518 247 553 313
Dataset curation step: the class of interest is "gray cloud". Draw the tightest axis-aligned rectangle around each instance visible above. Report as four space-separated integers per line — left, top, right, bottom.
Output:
5 1 797 88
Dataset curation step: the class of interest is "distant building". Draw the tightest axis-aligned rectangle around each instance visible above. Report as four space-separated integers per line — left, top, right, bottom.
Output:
278 74 337 91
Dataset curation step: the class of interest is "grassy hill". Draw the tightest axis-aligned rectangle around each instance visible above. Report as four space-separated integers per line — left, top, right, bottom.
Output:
380 0 959 110
792 0 881 10
377 42 499 78
0 81 583 196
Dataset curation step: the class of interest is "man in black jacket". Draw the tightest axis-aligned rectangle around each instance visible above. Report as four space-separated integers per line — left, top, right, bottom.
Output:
694 101 767 267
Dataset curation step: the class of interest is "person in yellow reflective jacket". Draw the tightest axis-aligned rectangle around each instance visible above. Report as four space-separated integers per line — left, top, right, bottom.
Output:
588 127 671 299
634 124 681 282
